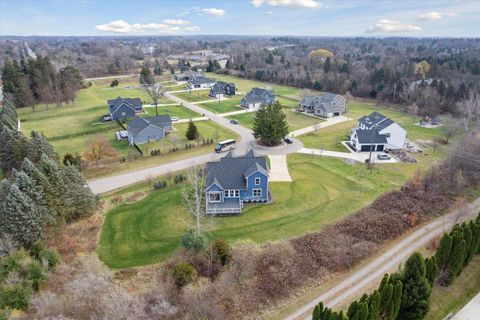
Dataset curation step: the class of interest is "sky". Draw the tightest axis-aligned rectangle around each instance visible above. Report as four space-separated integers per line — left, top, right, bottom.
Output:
1 0 479 37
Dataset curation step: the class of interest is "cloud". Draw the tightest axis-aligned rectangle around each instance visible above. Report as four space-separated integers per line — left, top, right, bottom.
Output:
266 0 321 8
251 0 264 7
366 19 422 34
163 19 189 25
95 20 199 34
266 11 273 15
200 8 226 16
418 11 457 20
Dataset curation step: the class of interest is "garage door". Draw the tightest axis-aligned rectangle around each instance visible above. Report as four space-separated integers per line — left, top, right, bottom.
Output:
361 145 371 152
376 145 384 151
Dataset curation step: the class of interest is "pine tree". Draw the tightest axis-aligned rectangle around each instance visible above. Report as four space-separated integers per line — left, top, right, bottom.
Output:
462 224 473 265
13 171 48 219
28 131 57 164
185 119 199 140
389 281 403 320
425 256 437 287
398 252 431 320
472 222 480 254
435 233 452 269
59 164 96 222
446 239 466 284
324 57 332 73
252 102 289 146
38 154 64 222
367 291 380 320
1 184 42 247
0 179 11 204
20 158 54 220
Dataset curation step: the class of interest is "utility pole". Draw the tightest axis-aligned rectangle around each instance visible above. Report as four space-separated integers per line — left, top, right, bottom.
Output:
367 114 379 172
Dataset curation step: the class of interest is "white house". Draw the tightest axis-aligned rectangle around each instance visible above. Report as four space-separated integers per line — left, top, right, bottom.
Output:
350 111 406 152
188 75 216 89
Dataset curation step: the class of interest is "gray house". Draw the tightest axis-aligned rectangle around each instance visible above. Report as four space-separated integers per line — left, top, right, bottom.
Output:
127 115 172 145
108 97 143 120
299 93 346 118
240 88 276 109
209 81 236 98
205 150 269 215
174 71 203 81
188 76 216 89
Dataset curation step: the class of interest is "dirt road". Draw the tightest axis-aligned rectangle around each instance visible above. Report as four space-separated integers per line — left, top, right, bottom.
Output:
283 197 480 320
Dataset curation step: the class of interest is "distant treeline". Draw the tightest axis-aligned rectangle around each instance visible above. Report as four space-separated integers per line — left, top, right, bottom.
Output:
1 56 83 109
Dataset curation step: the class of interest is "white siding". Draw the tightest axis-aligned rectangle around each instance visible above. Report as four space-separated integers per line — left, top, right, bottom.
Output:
379 123 406 149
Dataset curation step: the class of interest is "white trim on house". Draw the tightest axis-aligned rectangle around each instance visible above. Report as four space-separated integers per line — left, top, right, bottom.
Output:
252 188 262 197
208 192 222 203
255 177 261 185
224 190 239 198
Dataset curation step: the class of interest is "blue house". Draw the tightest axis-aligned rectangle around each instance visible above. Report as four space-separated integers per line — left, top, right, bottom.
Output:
205 150 269 215
240 87 276 109
107 97 143 120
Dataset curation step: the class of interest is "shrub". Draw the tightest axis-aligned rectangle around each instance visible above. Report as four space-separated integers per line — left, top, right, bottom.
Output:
37 249 61 270
211 239 231 266
171 262 196 287
174 174 186 184
0 284 32 310
110 79 119 87
180 230 207 253
26 260 47 291
154 180 167 190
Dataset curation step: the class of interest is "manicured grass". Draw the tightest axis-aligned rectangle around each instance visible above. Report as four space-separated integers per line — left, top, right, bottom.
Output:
204 73 301 97
17 82 174 155
142 104 199 119
98 154 413 268
227 109 322 131
173 90 215 102
426 256 480 320
199 96 243 114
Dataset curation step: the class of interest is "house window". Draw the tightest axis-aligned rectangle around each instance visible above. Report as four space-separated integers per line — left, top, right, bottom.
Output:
208 193 221 203
255 177 261 185
224 190 239 198
233 190 239 197
385 133 391 138
224 190 230 197
253 189 262 197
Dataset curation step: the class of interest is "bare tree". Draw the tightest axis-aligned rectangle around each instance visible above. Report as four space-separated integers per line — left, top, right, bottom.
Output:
181 166 207 235
457 89 480 132
144 82 165 117
83 136 118 168
439 115 461 143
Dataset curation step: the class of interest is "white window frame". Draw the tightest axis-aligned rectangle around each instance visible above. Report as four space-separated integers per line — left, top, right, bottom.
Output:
225 190 240 198
208 192 221 203
385 133 391 138
252 188 262 197
255 177 261 185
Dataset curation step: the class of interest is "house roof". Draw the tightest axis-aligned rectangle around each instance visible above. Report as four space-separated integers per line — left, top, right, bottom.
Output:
299 93 346 112
354 129 388 144
358 111 389 128
189 75 215 85
127 115 172 135
242 87 275 104
210 81 235 94
205 151 268 190
177 71 203 78
108 97 143 111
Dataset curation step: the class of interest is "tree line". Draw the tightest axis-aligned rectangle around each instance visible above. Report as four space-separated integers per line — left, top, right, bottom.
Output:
1 56 83 109
312 214 480 320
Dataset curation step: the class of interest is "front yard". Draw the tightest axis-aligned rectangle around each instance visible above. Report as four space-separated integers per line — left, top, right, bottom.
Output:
173 90 215 102
198 96 243 114
98 153 416 268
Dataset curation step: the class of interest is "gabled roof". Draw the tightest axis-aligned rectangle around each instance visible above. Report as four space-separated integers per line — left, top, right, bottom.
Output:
242 87 275 104
210 81 235 94
108 97 143 111
354 128 388 144
205 151 268 190
189 76 215 85
300 93 346 112
358 111 388 128
127 115 172 135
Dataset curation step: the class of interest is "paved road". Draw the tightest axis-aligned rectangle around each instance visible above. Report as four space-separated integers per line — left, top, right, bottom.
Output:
85 74 134 81
283 197 480 320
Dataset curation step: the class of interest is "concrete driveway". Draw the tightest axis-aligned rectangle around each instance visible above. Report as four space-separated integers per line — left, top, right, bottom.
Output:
297 147 398 163
268 155 292 182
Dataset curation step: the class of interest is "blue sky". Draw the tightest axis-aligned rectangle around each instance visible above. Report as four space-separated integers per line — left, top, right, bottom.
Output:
1 0 479 37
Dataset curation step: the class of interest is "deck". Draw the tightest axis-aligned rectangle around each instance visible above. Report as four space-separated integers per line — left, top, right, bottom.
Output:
206 198 242 215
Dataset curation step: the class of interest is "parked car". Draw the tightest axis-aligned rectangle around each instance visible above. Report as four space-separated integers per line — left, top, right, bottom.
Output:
284 137 293 144
377 154 391 160
101 115 112 122
230 119 239 125
171 117 180 122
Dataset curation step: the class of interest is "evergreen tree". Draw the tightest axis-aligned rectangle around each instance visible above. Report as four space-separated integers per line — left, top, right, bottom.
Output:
324 57 332 73
58 164 96 223
472 222 480 254
462 224 473 265
425 256 437 287
367 291 380 320
446 239 466 284
0 179 11 204
38 154 64 222
398 252 431 320
1 184 42 247
435 233 452 269
28 131 57 164
225 59 231 69
59 65 83 106
13 171 49 220
389 281 403 320
20 158 54 219
252 102 289 146
139 67 155 85
185 119 199 140
266 52 274 65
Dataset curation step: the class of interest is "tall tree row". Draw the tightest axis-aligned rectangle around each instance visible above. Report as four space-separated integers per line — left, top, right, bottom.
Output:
1 56 83 109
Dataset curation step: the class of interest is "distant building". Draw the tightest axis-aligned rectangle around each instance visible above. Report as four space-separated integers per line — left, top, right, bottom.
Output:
174 71 203 81
299 93 346 118
108 97 143 120
188 75 216 89
127 115 172 145
205 150 269 215
349 111 406 152
209 81 236 99
240 88 276 109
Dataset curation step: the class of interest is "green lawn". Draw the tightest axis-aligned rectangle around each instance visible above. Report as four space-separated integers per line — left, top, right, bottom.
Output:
98 154 414 268
17 82 174 155
227 109 322 131
173 90 215 102
142 104 199 119
426 256 480 320
199 96 243 114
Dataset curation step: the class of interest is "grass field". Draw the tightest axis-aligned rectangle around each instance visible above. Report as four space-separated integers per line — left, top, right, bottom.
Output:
142 104 199 119
98 153 417 268
173 90 215 102
426 256 480 320
199 96 243 114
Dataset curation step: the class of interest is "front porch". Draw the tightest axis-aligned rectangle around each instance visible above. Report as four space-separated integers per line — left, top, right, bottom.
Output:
206 198 242 215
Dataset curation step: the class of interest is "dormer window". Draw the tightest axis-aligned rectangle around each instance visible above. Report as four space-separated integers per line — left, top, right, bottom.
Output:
255 177 261 185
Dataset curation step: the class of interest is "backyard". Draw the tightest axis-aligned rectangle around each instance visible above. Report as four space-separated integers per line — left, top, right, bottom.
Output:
173 90 215 102
98 153 421 268
198 96 243 114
